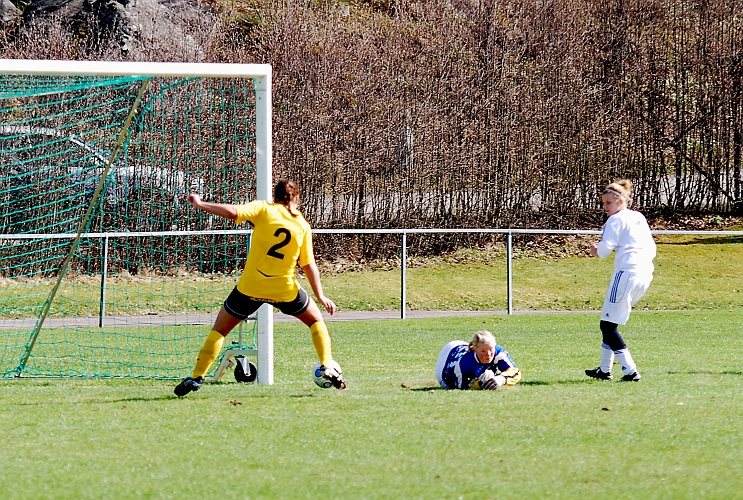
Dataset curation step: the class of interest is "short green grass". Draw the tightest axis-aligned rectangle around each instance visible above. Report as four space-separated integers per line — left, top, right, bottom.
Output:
2 310 743 499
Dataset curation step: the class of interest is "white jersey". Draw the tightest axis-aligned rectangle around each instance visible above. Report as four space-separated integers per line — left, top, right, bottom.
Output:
597 208 656 274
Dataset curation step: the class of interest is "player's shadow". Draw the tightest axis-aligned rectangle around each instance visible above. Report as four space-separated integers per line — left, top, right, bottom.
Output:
116 395 182 403
520 380 594 386
500 379 626 386
666 370 743 376
660 235 743 245
406 380 591 390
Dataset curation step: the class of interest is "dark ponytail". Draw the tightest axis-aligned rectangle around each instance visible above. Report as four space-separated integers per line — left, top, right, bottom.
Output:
274 179 299 214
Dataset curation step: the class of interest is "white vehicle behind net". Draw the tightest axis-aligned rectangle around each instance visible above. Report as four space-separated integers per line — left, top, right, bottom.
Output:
0 124 204 209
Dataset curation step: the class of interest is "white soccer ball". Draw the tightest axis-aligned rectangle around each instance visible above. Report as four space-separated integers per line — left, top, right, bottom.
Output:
312 360 342 389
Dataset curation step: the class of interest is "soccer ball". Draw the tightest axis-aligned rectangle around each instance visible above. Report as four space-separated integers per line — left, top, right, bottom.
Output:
312 360 342 389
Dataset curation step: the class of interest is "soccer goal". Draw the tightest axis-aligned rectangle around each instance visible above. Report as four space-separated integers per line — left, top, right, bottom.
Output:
0 59 276 384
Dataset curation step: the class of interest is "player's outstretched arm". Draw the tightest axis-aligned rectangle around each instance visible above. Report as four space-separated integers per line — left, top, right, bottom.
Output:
302 263 336 315
590 242 600 257
187 193 238 221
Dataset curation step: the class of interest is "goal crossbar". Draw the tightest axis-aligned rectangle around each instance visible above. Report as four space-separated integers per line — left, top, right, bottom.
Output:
0 59 271 78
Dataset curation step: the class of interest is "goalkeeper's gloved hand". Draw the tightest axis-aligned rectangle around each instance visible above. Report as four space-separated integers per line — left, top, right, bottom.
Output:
478 370 504 390
498 367 522 386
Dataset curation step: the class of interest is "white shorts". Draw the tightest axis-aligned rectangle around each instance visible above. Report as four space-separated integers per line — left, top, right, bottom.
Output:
435 340 466 388
601 270 653 325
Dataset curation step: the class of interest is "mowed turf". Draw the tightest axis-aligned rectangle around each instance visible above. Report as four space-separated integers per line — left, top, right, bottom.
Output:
1 310 742 499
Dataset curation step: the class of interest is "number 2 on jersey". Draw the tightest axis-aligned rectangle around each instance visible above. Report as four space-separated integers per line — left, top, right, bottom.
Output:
267 228 291 259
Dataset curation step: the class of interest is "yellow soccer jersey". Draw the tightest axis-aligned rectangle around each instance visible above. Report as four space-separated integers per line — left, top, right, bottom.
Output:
234 200 315 302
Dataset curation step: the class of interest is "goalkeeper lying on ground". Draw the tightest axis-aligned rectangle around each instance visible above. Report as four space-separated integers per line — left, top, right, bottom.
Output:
435 330 521 390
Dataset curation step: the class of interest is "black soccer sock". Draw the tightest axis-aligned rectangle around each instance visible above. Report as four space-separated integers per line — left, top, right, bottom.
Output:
600 321 626 351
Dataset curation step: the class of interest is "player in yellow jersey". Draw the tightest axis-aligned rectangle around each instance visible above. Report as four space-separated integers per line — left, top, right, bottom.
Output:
174 180 346 396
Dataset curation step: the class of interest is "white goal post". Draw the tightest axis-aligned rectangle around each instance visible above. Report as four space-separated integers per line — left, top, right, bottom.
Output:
0 59 275 384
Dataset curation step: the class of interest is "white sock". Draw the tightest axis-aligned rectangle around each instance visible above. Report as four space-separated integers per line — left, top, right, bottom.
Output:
614 348 637 375
600 343 614 373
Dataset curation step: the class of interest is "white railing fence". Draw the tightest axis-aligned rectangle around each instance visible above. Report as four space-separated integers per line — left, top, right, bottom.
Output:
4 227 743 322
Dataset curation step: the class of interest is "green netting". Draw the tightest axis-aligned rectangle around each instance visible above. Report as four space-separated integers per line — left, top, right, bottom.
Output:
0 74 151 99
0 71 259 379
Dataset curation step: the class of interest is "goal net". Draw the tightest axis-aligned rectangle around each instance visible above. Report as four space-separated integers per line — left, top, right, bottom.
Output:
0 59 274 383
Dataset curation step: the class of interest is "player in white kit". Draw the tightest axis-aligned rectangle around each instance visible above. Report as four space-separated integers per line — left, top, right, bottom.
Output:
586 179 656 382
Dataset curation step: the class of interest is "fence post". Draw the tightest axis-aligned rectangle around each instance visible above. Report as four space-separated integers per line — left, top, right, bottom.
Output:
99 234 109 328
401 231 407 319
507 231 513 315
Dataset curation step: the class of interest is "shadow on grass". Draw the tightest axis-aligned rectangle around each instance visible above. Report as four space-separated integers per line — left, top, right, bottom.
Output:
406 379 593 390
666 370 743 376
117 395 182 403
520 379 596 386
10 394 180 406
659 235 743 245
102 390 320 404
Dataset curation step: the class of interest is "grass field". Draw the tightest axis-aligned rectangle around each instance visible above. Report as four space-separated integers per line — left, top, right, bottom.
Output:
2 309 743 499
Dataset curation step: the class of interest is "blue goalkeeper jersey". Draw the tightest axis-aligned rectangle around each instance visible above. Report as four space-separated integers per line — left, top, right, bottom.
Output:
441 342 517 390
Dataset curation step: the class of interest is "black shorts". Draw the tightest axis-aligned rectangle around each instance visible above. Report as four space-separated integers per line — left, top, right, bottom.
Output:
223 287 310 320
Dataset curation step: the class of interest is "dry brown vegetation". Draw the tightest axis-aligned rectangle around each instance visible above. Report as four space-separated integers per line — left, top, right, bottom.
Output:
2 0 743 262
248 0 743 231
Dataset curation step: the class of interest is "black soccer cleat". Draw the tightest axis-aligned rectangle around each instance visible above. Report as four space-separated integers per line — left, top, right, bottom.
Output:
619 371 641 382
585 367 612 380
174 376 203 397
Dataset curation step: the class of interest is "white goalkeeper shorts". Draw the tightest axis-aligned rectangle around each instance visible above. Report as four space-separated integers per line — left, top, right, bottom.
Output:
601 270 653 325
435 340 466 389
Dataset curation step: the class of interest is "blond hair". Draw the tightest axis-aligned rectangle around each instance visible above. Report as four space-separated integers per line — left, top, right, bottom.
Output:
468 330 495 351
604 179 633 205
